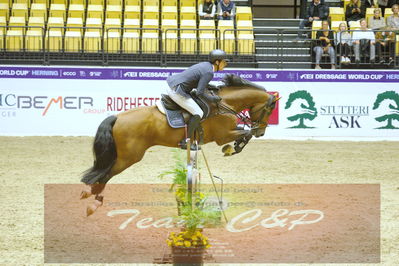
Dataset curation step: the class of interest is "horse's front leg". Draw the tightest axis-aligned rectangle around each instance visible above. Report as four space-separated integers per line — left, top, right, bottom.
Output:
232 132 252 155
214 128 252 156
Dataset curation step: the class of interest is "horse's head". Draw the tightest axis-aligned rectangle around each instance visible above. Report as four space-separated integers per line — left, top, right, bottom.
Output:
221 74 280 138
249 91 279 137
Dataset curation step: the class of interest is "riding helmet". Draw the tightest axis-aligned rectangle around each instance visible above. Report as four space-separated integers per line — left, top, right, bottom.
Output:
209 49 230 63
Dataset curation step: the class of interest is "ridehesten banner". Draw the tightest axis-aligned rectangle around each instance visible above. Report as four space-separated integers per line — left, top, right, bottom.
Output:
0 66 398 140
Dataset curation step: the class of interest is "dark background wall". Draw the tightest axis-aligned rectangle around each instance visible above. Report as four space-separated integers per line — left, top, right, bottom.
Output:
252 0 300 18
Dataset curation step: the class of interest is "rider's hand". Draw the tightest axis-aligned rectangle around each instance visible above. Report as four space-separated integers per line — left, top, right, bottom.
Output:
209 95 222 103
202 93 221 103
191 89 198 97
207 83 219 91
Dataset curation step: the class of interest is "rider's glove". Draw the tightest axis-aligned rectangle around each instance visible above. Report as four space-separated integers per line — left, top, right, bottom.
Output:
203 93 222 103
207 84 220 91
192 89 221 103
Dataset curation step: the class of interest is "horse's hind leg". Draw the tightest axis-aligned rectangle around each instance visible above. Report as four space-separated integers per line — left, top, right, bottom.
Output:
85 142 148 216
80 142 145 198
80 182 107 199
80 183 103 200
83 182 108 216
80 187 91 199
86 193 105 216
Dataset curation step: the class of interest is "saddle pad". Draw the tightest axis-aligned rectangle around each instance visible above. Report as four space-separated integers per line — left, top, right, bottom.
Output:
161 101 186 128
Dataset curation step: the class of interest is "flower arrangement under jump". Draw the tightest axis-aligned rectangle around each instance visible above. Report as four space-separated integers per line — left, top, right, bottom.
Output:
167 230 210 249
158 150 221 261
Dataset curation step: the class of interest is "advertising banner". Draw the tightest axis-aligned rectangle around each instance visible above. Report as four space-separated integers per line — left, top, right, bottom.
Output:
0 79 162 136
1 66 398 140
264 82 399 140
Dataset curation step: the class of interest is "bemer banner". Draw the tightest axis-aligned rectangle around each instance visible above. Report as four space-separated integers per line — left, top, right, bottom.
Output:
0 66 398 140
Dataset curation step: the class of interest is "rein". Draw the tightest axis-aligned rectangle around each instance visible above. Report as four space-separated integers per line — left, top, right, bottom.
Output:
217 102 252 128
216 93 275 130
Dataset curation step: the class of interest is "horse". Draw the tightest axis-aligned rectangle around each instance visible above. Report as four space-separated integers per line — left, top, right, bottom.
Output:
80 74 279 216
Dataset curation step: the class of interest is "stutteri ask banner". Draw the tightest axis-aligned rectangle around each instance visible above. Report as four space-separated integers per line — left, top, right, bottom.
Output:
0 66 398 140
264 82 399 140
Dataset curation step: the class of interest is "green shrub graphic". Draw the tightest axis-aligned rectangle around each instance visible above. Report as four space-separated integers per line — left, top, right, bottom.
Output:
285 90 318 128
373 91 399 129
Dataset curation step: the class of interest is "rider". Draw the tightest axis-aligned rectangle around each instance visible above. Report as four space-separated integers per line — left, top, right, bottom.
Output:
166 49 229 149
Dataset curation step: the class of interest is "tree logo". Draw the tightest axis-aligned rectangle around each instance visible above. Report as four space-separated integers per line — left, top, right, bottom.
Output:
285 90 318 128
372 91 399 129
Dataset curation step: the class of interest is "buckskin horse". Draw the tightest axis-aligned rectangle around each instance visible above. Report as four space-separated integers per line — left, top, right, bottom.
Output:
81 74 279 215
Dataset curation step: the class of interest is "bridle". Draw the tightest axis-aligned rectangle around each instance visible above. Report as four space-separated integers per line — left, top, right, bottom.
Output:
248 94 277 135
217 93 277 135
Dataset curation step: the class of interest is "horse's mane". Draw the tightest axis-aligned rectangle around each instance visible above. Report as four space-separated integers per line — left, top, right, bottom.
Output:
221 74 266 91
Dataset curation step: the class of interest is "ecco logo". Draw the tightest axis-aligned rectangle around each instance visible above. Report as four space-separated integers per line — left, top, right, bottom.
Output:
63 72 76 76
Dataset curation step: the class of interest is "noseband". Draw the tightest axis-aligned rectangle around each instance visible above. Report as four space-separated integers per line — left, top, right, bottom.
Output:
218 93 276 134
249 94 276 134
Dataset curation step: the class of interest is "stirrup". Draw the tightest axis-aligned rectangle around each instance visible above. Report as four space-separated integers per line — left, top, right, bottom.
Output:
179 140 201 151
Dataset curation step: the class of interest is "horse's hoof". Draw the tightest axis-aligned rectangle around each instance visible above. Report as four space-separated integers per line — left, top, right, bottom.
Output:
86 199 103 216
222 144 234 156
80 190 92 200
86 205 95 216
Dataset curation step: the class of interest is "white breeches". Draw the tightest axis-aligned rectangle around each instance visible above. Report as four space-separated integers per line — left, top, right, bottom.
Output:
167 86 204 118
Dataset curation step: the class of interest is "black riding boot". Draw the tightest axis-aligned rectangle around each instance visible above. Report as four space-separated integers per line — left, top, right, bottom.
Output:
180 115 201 150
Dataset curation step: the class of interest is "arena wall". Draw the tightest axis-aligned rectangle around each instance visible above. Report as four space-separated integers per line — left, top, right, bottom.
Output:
1 66 398 140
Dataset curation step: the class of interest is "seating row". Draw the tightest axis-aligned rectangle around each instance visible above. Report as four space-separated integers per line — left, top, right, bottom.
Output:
330 6 394 23
0 26 254 55
0 0 190 9
0 2 252 22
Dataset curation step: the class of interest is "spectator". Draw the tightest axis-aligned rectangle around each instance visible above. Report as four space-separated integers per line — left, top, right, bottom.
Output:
375 27 395 64
352 18 376 64
199 0 216 20
387 4 399 29
369 8 386 29
362 0 377 8
378 0 389 16
300 0 307 19
297 0 329 40
346 0 365 27
389 0 399 6
217 0 235 20
314 20 336 69
300 0 325 18
335 22 352 64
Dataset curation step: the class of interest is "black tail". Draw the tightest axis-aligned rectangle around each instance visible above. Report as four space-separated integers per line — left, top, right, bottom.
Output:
81 115 118 184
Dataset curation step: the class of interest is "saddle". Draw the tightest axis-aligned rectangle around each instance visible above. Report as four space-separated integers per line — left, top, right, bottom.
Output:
156 86 219 129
